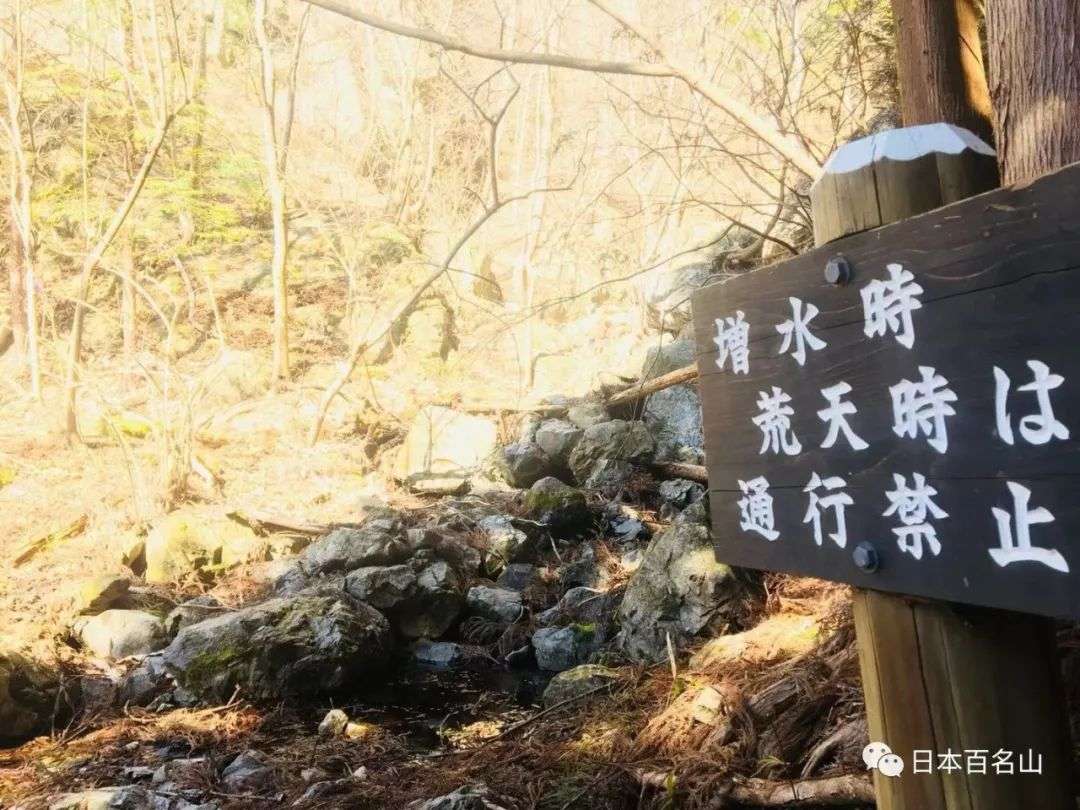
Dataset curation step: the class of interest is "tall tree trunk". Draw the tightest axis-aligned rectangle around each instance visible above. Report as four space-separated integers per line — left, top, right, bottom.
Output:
6 214 27 367
985 1 1080 184
891 0 993 144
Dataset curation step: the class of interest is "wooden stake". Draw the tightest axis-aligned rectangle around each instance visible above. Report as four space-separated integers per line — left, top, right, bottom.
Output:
810 126 1073 809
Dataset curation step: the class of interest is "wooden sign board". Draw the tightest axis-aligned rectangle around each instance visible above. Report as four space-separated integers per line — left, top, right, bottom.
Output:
691 161 1080 619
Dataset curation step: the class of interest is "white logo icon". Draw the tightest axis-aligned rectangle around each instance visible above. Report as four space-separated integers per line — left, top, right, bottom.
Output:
864 742 905 778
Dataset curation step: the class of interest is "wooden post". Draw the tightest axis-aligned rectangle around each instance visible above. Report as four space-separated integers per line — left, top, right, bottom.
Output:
810 125 1074 809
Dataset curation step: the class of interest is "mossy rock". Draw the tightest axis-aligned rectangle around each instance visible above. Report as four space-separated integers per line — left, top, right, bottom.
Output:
162 595 393 702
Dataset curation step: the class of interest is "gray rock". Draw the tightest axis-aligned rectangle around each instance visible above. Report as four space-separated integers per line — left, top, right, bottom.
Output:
558 547 602 590
566 401 609 429
406 785 508 810
117 654 169 707
496 442 553 488
642 261 713 334
465 586 523 623
75 610 168 659
318 708 350 736
165 596 222 637
617 502 741 662
640 339 695 380
344 558 464 639
568 420 654 485
293 514 408 577
0 647 58 746
412 639 469 668
221 750 274 793
162 594 392 702
532 626 596 672
538 586 620 630
658 478 706 518
293 780 347 806
582 458 633 497
496 563 540 591
344 564 417 610
542 664 619 707
533 419 582 462
643 385 704 463
524 477 591 533
477 515 534 570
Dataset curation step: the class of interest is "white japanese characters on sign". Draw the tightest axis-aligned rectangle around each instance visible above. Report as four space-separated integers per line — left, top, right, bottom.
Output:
990 482 1068 573
861 262 923 349
817 381 868 451
714 311 750 374
890 366 957 454
776 296 826 366
884 473 948 560
753 386 802 456
803 472 852 548
737 476 779 541
730 261 1073 588
994 361 1070 446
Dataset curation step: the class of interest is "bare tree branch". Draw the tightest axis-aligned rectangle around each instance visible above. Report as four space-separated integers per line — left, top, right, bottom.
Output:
299 0 823 178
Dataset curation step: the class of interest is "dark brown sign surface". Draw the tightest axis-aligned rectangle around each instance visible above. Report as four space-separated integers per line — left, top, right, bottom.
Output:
691 162 1080 619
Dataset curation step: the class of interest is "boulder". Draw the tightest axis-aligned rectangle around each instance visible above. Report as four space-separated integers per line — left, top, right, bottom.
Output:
581 458 633 497
344 557 464 639
162 594 392 702
641 261 713 334
496 563 541 591
532 625 596 672
393 406 498 492
495 441 553 488
617 502 742 662
412 639 470 669
144 512 264 584
75 610 168 659
566 401 608 429
0 647 57 746
640 338 695 380
287 514 407 581
557 546 603 590
533 419 582 463
476 515 534 571
657 478 706 519
643 385 704 463
407 785 508 810
74 575 131 615
523 477 591 534
537 586 620 631
465 586 523 623
165 596 223 637
568 420 654 485
542 664 619 707
221 750 275 793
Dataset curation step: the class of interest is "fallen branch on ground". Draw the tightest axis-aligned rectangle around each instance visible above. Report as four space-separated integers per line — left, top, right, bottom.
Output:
13 515 89 566
605 363 698 409
650 461 708 484
635 770 874 807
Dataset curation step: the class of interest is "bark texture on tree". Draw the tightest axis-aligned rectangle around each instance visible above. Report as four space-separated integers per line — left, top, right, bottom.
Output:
891 0 994 144
986 0 1080 184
